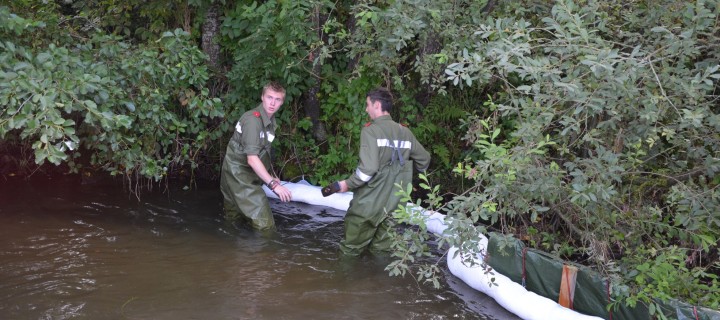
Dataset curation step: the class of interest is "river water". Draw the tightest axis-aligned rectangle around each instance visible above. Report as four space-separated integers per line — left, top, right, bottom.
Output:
0 178 520 320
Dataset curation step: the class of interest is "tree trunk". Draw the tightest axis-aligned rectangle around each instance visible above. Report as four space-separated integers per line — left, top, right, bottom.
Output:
201 2 221 71
414 30 442 108
303 5 327 142
345 6 360 72
482 0 497 14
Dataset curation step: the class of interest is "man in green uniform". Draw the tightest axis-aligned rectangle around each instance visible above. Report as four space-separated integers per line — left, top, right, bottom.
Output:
323 87 431 256
220 81 292 231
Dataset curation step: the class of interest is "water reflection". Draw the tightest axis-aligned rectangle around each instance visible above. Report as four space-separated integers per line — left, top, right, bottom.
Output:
0 179 519 319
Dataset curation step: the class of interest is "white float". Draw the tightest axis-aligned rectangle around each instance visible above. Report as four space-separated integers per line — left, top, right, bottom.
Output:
263 181 603 320
264 179 353 211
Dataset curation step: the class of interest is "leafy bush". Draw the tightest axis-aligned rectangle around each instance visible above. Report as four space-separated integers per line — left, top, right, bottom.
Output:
395 0 720 310
1 8 222 186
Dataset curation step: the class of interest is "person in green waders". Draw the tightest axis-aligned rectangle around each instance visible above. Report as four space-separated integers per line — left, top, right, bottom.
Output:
322 87 431 255
220 81 292 231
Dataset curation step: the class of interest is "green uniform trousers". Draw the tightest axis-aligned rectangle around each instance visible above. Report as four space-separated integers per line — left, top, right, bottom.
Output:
340 161 413 256
220 150 275 231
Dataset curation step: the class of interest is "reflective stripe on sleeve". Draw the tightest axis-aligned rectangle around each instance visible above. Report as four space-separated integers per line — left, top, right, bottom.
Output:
235 122 242 133
377 139 412 149
355 168 373 182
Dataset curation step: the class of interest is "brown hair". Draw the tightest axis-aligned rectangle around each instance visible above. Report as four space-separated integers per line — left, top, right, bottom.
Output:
366 87 393 112
262 81 286 95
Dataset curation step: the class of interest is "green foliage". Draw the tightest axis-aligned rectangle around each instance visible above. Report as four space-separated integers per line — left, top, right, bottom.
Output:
220 0 322 106
311 76 379 185
68 0 194 41
348 0 490 89
1 10 222 184
389 172 497 289
411 88 481 170
387 173 447 288
437 0 720 311
615 245 719 317
0 6 46 35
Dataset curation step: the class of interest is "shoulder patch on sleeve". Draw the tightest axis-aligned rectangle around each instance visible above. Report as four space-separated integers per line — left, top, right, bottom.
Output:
253 111 261 117
364 122 372 127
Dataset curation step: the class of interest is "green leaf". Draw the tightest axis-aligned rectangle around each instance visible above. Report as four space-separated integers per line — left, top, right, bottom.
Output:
84 100 98 109
13 62 31 71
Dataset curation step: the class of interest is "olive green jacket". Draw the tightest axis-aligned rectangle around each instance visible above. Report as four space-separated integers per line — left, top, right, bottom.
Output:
345 115 430 189
228 104 277 167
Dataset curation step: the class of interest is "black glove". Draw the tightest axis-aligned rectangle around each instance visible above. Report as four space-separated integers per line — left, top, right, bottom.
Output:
321 181 341 197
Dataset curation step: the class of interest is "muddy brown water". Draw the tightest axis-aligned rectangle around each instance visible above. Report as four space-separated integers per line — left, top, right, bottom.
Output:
0 178 520 319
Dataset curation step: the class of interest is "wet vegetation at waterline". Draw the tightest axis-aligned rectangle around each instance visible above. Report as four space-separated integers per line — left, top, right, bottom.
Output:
1 0 719 317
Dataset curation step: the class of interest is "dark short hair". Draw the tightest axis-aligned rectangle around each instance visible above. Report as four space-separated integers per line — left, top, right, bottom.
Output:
262 81 286 96
367 87 393 112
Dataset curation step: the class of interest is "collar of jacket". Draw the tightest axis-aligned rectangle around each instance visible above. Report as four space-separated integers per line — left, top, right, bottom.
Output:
371 114 393 123
254 104 274 128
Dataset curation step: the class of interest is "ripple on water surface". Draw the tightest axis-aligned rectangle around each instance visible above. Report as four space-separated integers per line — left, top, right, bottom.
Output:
0 180 519 320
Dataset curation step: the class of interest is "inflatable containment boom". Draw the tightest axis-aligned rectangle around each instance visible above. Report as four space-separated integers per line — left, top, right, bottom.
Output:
263 181 603 320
